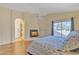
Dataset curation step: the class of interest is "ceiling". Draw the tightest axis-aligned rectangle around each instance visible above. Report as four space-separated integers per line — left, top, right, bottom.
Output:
0 3 79 15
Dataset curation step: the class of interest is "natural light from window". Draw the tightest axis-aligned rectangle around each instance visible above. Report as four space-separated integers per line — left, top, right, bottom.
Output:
53 19 72 37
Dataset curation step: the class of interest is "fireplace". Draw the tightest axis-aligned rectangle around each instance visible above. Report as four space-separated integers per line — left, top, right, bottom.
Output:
30 29 38 37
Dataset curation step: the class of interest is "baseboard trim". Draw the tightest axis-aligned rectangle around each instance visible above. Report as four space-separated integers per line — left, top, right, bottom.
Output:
0 41 15 45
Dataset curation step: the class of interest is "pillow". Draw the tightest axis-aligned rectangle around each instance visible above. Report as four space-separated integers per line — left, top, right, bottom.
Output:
75 30 79 38
65 31 76 41
63 31 79 51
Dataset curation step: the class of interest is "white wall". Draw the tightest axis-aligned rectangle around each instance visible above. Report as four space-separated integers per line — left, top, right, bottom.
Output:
0 6 11 45
24 12 39 39
11 10 23 42
0 6 39 44
40 11 79 37
0 6 23 45
1 6 79 44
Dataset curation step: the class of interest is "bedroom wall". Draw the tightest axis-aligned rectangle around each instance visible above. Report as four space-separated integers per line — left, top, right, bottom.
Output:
1 6 79 42
0 6 23 45
0 6 39 42
24 13 50 39
24 12 39 39
38 17 50 37
11 10 23 42
0 6 11 45
10 10 79 39
40 11 79 37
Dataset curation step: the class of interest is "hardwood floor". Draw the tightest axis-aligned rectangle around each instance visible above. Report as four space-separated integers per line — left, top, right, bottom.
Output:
0 40 79 55
0 41 32 55
0 43 14 55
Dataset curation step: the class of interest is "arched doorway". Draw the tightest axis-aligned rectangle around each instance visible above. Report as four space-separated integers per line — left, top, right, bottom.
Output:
15 18 26 55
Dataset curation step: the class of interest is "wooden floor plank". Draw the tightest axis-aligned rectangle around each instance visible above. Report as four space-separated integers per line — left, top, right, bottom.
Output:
0 40 79 55
0 41 32 55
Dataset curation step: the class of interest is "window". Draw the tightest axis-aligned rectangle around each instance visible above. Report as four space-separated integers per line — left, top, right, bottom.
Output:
53 18 73 37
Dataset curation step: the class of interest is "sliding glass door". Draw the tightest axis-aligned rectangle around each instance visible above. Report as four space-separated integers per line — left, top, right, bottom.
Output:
54 22 62 37
53 18 72 37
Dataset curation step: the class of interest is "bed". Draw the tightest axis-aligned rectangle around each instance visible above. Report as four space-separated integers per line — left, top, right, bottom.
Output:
27 30 79 55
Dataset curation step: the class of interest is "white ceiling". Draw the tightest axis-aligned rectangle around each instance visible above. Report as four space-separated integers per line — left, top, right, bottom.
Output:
0 3 79 15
